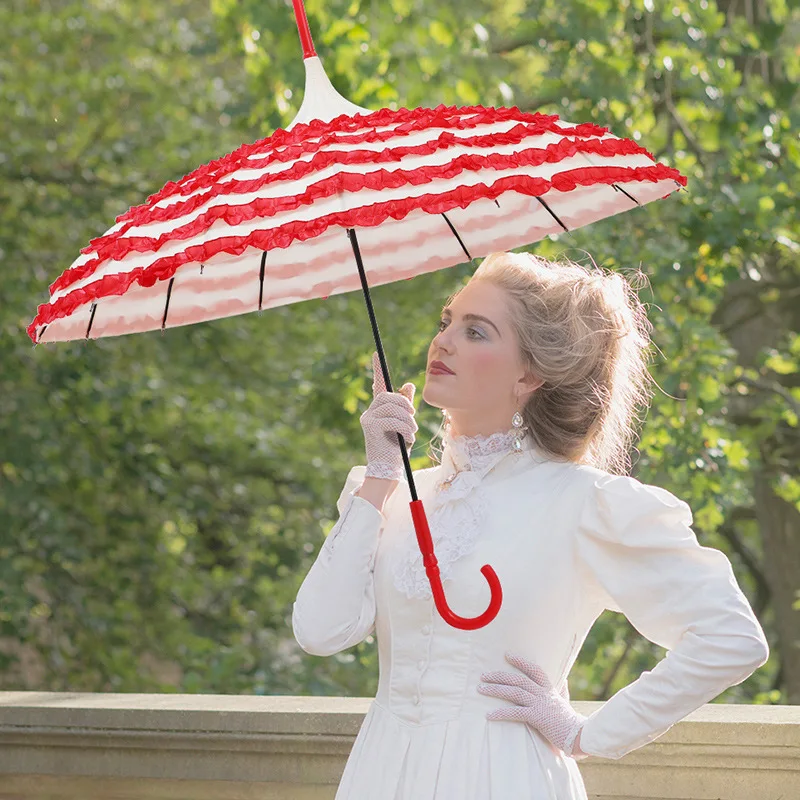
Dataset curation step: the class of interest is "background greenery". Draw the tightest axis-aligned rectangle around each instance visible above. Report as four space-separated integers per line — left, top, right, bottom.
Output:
1 0 797 704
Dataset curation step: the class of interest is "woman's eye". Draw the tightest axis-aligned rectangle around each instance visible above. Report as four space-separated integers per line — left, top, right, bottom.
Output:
437 320 482 338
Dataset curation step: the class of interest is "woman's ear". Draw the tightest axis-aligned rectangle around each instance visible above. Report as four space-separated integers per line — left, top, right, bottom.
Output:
523 371 545 392
516 372 544 403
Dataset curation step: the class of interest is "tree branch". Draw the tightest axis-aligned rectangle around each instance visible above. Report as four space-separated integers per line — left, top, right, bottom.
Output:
716 521 771 616
487 28 541 56
598 626 638 699
732 375 800 418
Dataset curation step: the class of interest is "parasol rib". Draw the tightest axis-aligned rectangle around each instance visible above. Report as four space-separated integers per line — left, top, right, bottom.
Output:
161 277 175 330
534 195 570 233
85 303 97 339
258 251 267 311
441 212 473 261
613 183 641 206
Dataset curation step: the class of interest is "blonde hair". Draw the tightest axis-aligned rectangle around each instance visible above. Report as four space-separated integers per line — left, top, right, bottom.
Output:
426 251 656 476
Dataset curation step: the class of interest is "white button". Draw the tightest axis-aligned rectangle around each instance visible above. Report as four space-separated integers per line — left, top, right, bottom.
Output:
421 625 431 635
417 659 425 670
413 695 420 705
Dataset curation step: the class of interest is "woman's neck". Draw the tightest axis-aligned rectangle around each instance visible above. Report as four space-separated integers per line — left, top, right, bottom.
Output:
448 424 517 439
446 408 520 439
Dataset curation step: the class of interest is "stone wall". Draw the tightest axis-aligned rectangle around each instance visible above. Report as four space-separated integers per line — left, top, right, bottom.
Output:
0 693 798 799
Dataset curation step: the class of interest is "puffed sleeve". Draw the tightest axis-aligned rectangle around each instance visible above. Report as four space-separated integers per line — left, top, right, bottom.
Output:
573 472 769 760
292 465 393 657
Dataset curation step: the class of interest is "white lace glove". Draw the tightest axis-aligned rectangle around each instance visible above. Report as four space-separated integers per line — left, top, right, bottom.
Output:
360 351 417 481
478 651 589 760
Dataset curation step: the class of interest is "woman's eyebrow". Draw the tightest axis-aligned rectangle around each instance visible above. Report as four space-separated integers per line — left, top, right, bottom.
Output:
441 307 501 337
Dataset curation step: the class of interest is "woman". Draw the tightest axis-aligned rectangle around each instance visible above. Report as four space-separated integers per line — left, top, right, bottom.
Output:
292 251 769 799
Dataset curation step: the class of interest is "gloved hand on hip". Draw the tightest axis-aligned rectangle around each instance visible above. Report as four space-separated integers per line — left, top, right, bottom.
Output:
478 652 589 760
360 351 417 481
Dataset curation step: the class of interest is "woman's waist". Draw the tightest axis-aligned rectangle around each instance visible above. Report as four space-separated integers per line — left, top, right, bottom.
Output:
374 677 511 725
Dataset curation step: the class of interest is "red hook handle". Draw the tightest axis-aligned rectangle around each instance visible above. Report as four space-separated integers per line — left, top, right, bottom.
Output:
409 499 503 630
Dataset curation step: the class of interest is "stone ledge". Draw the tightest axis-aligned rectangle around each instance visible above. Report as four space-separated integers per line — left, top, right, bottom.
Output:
1 693 798 800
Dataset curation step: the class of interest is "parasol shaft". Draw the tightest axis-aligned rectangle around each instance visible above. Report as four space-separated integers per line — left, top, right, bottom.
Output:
346 229 417 498
347 228 503 630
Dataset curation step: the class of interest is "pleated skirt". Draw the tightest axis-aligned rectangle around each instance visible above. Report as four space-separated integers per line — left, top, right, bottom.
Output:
335 699 589 799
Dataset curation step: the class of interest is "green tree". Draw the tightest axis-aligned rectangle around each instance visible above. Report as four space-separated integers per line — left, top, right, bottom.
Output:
1 0 796 706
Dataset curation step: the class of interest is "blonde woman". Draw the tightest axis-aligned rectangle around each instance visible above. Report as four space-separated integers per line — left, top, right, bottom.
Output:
292 251 769 799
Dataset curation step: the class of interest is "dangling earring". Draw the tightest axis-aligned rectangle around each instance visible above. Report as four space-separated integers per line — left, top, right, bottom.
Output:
511 409 527 452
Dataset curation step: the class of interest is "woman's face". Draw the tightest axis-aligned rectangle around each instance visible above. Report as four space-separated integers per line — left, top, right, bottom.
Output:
422 280 542 437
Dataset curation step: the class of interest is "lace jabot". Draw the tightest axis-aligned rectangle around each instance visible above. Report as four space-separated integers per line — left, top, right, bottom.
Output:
392 425 548 600
442 427 527 475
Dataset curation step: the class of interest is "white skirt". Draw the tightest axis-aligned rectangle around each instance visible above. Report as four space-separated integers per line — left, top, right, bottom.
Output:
335 699 589 799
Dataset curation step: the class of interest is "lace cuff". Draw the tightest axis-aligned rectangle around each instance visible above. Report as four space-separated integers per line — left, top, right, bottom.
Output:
365 461 404 480
562 716 589 760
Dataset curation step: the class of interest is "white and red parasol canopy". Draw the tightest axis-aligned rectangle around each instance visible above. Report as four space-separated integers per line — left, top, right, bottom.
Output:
28 75 684 344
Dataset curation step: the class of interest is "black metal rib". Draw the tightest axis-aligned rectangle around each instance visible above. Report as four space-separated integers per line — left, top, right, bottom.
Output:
613 183 641 206
161 277 175 330
85 303 97 339
535 196 569 233
441 212 472 261
258 251 267 311
494 198 500 208
37 325 48 345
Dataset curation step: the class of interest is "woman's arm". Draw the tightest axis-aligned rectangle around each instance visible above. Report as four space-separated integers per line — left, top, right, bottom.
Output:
572 728 587 758
291 466 399 656
354 475 399 512
573 471 769 760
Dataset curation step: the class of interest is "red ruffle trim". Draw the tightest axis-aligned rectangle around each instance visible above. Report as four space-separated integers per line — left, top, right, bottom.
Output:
54 138 659 295
133 104 608 212
91 135 654 259
29 164 685 343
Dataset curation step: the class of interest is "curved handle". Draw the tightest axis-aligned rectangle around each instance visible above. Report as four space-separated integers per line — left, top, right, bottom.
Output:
409 499 503 630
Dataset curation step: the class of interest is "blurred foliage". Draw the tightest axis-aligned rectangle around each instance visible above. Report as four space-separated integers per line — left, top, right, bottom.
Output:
0 0 797 705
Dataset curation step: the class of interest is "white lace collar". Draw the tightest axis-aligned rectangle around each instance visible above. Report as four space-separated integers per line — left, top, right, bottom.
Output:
442 426 527 472
391 425 550 600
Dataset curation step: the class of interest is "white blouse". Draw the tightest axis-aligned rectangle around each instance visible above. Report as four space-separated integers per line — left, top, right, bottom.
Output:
292 430 769 783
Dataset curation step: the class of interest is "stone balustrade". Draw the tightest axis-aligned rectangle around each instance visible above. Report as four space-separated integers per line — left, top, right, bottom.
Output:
0 693 798 799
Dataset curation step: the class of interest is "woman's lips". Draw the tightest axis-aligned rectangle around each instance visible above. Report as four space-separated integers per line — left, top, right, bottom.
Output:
429 366 455 375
